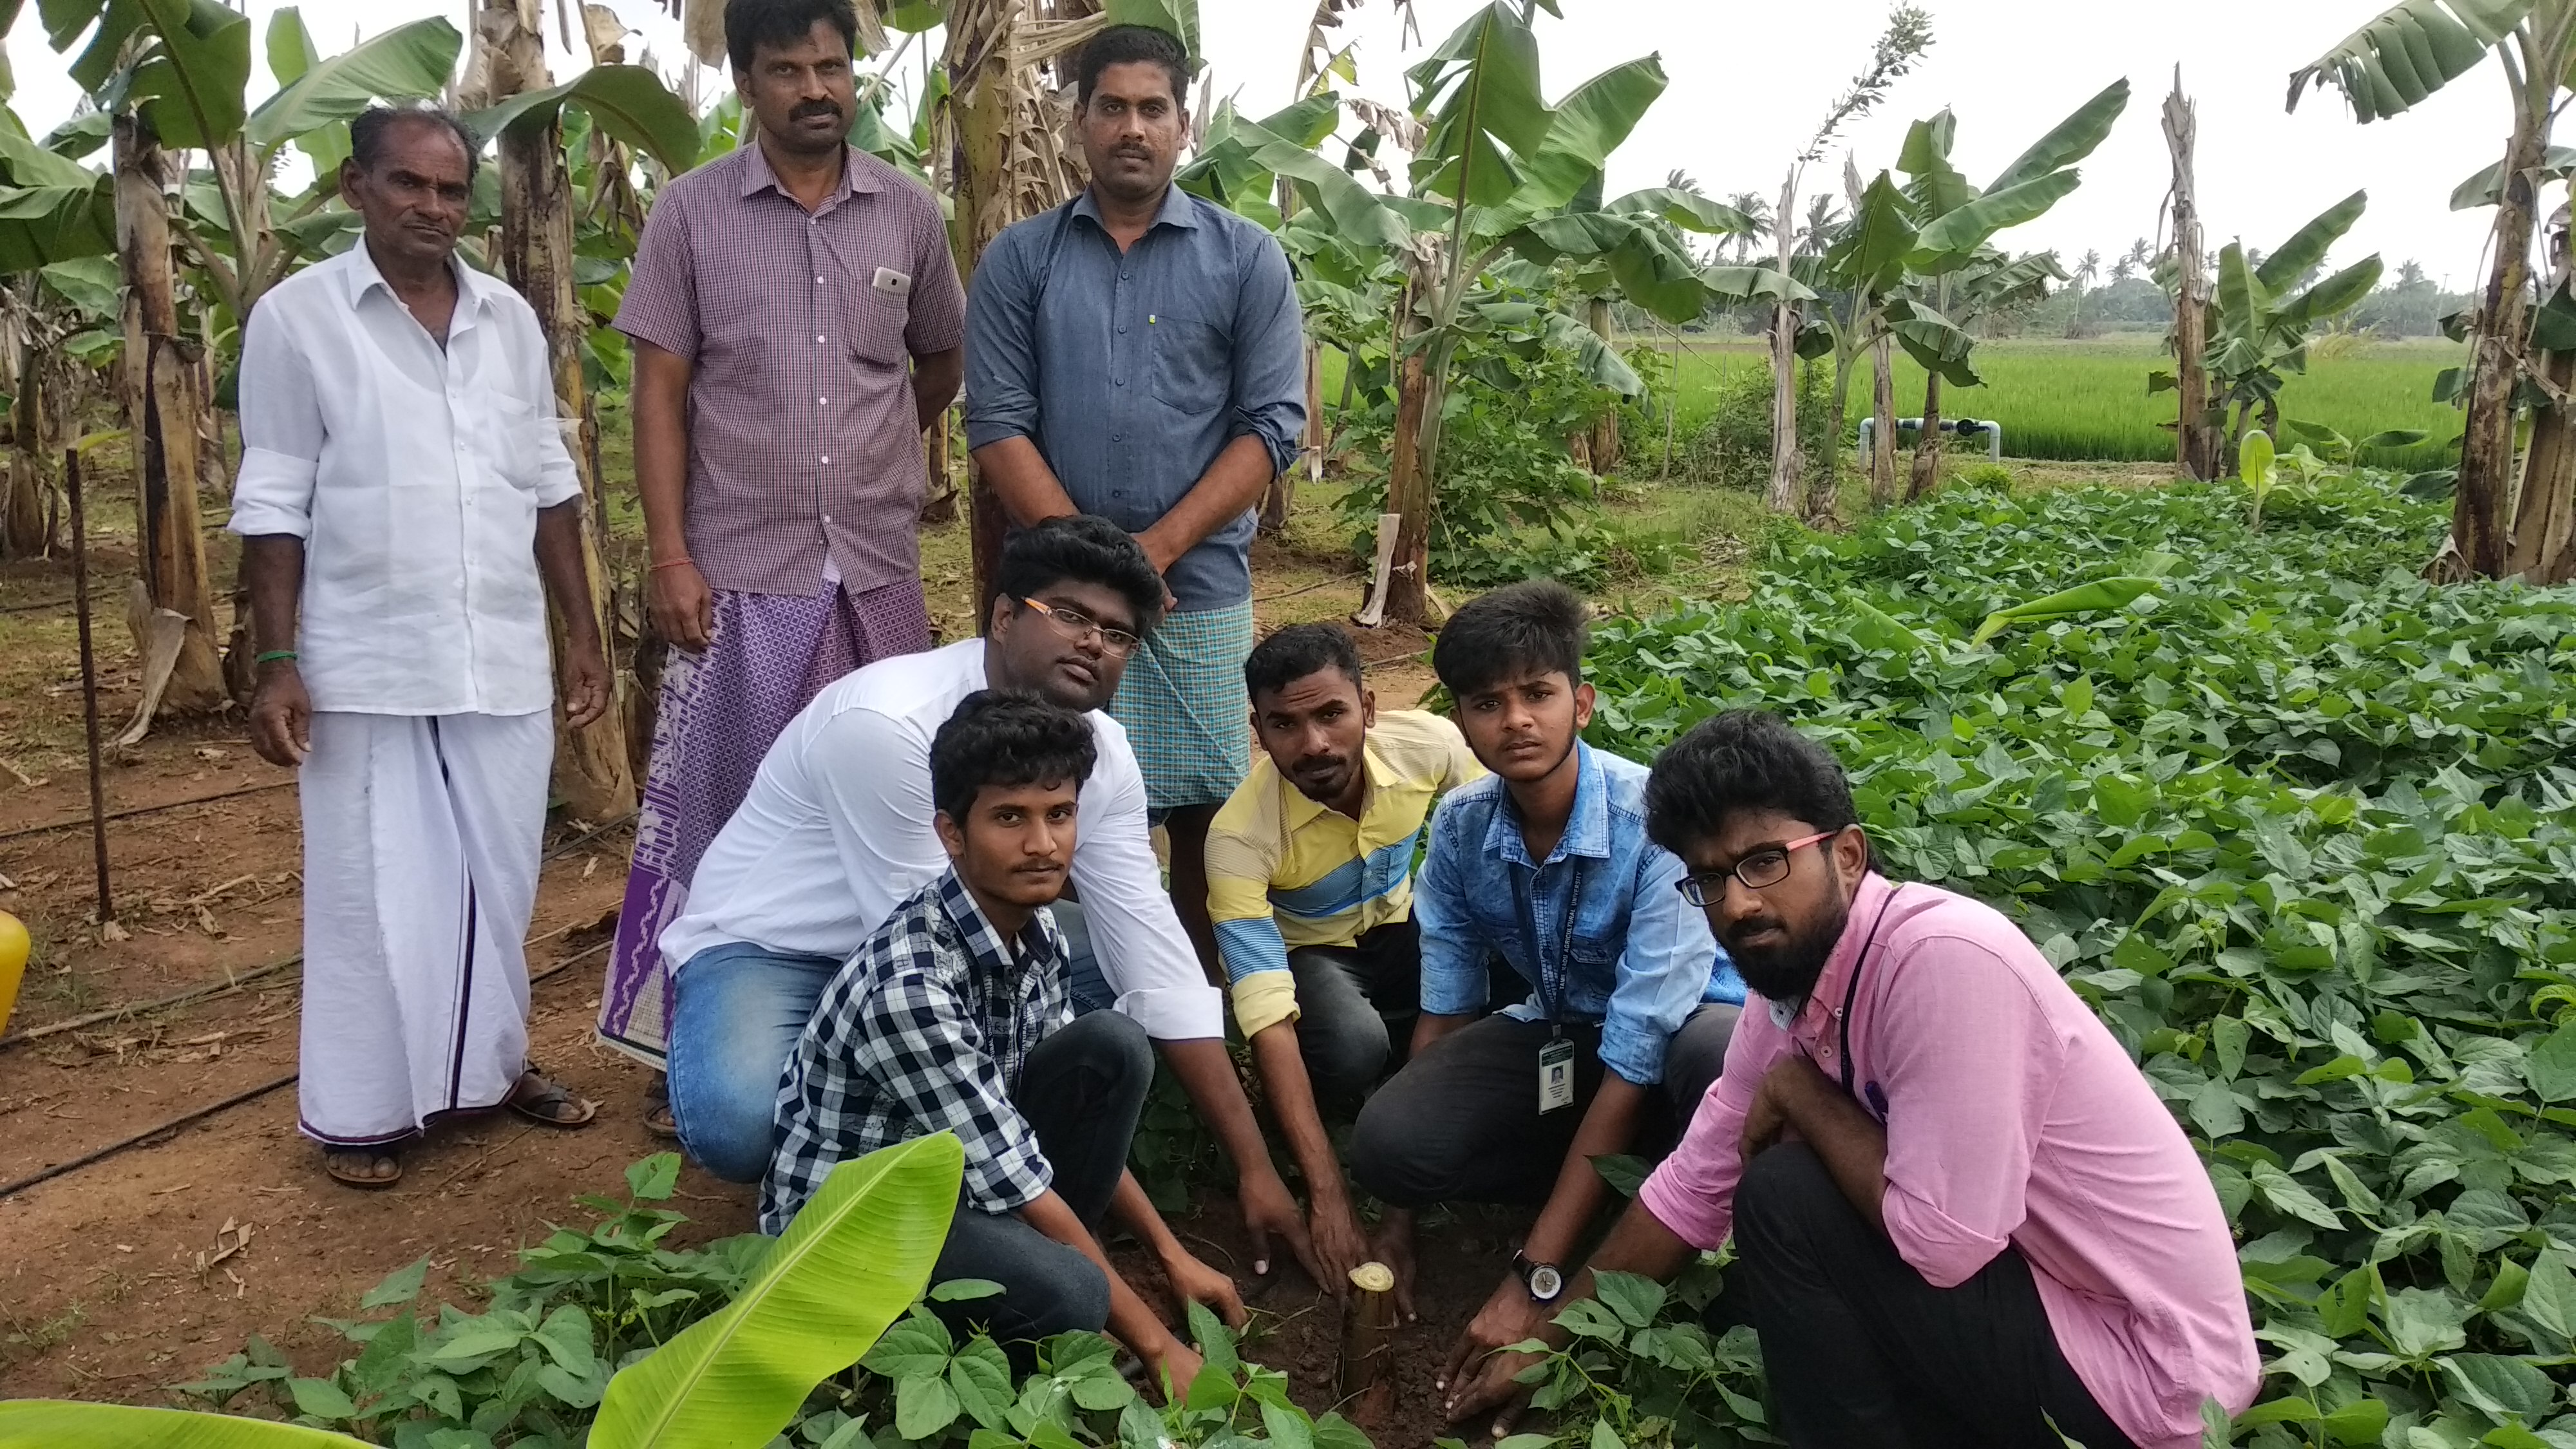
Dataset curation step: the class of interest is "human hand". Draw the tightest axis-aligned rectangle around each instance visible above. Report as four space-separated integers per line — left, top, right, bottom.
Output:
247 662 312 767
1741 1054 1827 1162
1435 1272 1548 1409
1368 1210 1419 1323
1141 1338 1203 1406
1442 1334 1549 1434
562 636 611 730
1238 1168 1321 1285
1132 529 1182 613
1307 1192 1372 1303
1160 1240 1247 1330
647 559 714 652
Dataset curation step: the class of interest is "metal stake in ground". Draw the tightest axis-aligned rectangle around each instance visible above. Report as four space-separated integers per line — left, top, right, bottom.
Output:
66 448 114 928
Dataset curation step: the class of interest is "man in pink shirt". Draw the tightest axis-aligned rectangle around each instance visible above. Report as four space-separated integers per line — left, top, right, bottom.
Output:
1440 710 2257 1449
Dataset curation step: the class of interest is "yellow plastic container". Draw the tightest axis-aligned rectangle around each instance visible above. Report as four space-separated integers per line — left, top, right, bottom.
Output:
0 909 26 1038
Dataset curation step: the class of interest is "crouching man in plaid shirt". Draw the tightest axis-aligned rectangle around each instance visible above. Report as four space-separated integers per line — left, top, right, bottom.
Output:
763 690 1205 1394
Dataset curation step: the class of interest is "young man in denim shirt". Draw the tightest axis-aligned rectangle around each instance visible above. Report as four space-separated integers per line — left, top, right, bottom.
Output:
1347 582 1744 1375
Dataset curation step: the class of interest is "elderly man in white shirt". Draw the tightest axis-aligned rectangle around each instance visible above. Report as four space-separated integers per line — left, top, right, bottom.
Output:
661 515 1314 1296
231 106 609 1189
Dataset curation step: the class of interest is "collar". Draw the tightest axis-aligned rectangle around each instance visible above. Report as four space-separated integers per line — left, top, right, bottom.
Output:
934 867 1059 979
1485 741 1611 869
1277 734 1397 833
1071 182 1201 233
1778 870 1897 1037
739 139 879 204
340 239 502 323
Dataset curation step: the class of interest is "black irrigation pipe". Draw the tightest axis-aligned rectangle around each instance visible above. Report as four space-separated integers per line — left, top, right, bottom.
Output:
0 813 633 1052
1 595 76 615
0 938 614 1201
0 779 298 845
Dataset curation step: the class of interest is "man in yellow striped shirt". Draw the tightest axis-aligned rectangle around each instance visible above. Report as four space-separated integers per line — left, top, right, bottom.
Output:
1206 623 1482 1296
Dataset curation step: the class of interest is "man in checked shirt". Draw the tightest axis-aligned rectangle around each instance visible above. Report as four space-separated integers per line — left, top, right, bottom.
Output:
765 692 1210 1394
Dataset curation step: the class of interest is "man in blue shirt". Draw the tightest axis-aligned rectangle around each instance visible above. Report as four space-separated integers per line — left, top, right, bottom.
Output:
964 22 1307 987
1347 582 1743 1370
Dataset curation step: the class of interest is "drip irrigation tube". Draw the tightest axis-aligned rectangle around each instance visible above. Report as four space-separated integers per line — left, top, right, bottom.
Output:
0 938 614 1201
0 780 298 844
0 813 632 1052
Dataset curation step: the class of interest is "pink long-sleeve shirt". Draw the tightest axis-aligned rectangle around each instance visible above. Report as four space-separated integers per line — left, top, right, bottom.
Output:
1638 873 2259 1449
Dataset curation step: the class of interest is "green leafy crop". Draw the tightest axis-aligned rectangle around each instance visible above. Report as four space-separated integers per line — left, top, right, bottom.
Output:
1579 473 2576 1446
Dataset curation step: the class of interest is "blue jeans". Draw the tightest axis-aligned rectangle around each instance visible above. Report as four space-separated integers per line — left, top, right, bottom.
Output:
670 910 1113 1184
667 942 844 1183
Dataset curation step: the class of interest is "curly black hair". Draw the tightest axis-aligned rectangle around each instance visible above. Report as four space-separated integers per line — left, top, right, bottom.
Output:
996 515 1167 637
930 690 1099 826
1644 709 1860 858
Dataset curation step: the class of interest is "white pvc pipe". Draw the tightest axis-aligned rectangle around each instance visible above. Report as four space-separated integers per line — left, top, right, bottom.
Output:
1858 416 2003 464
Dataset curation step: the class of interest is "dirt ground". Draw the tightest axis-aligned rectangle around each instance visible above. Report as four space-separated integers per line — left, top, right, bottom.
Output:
0 484 1499 1441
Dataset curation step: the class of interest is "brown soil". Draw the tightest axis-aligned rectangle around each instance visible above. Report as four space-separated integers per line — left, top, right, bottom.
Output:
0 497 1484 1441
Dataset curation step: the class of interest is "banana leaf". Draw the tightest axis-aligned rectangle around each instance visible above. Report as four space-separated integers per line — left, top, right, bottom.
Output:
464 64 697 175
245 17 459 151
2287 0 2528 122
0 1401 368 1447
589 1132 966 1449
1970 577 2162 647
2253 191 2367 293
1982 78 2129 194
1406 2 1548 208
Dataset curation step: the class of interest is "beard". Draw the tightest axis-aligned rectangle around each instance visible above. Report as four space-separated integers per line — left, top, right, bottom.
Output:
1723 870 1852 1005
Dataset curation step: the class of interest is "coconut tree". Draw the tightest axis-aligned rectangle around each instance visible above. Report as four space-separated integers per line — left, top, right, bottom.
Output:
2289 0 2573 578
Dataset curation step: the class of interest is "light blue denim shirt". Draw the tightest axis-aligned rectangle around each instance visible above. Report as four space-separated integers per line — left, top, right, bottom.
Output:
963 184 1307 612
1415 741 1745 1086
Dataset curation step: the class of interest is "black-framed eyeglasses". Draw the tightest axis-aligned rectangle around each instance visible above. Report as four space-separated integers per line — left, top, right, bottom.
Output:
1019 596 1142 658
1675 831 1837 906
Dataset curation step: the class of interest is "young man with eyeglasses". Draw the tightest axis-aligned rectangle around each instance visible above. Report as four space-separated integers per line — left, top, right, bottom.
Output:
1437 710 2257 1449
654 517 1305 1307
1346 582 1745 1350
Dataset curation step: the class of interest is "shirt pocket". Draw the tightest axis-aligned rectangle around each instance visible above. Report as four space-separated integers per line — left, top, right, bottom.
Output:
852 289 911 369
477 393 549 491
1148 314 1230 415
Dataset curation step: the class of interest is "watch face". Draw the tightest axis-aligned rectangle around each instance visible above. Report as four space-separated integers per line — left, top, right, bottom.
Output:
1528 1264 1564 1301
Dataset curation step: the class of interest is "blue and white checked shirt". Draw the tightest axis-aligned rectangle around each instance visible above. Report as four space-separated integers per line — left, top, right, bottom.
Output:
1415 742 1745 1086
761 869 1071 1234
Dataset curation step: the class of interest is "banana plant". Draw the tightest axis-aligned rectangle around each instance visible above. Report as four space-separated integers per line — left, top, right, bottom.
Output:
0 1133 968 1449
2148 191 2382 475
2288 0 2571 578
1848 80 2128 506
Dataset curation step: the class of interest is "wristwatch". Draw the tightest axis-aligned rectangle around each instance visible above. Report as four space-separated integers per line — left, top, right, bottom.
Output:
1513 1250 1565 1303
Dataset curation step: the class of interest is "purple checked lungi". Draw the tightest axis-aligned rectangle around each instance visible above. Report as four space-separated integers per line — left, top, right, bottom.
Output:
596 580 932 1068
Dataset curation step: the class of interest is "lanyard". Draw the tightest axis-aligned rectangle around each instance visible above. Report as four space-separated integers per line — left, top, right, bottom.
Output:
1515 855 1587 1028
1832 884 1905 1098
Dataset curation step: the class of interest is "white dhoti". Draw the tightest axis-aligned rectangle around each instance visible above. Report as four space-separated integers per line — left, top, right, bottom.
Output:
296 710 554 1146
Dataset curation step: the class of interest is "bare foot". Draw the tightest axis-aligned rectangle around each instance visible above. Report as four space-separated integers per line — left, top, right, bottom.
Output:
323 1148 401 1188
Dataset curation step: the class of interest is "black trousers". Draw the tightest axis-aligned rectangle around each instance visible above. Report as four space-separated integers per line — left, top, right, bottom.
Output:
925 1011 1151 1346
1729 1142 2139 1449
1345 1004 1738 1208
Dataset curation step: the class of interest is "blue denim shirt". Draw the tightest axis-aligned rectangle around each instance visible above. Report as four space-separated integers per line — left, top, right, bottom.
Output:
1415 742 1745 1086
963 185 1307 612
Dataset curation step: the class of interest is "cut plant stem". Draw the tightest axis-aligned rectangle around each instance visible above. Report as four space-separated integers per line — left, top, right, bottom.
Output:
1338 1260 1397 1425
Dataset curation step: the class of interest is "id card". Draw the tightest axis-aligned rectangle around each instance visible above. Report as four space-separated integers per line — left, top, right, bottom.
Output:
1539 1037 1577 1114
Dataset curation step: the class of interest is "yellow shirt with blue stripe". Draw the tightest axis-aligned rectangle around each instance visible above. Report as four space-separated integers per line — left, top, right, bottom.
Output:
1204 710 1484 1039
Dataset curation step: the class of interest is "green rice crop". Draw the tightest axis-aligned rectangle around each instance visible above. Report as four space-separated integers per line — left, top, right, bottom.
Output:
1640 334 2464 470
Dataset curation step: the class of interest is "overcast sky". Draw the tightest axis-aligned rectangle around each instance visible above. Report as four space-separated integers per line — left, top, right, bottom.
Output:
6 0 2544 292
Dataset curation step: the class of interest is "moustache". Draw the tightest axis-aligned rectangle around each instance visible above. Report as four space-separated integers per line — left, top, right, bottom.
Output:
792 100 843 121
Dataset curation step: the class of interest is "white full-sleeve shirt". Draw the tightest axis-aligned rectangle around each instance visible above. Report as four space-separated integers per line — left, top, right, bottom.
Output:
228 242 582 717
660 639 1224 1041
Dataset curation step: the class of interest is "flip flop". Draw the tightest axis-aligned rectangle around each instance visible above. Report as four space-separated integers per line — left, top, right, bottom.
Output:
323 1146 402 1189
507 1068 599 1129
643 1074 679 1141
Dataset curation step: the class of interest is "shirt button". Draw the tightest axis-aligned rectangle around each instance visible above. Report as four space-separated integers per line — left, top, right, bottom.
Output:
815 276 824 285
1114 377 1126 386
819 397 828 405
820 455 830 465
1111 433 1122 442
1117 325 1128 334
1119 270 1130 280
821 513 833 524
817 335 826 344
